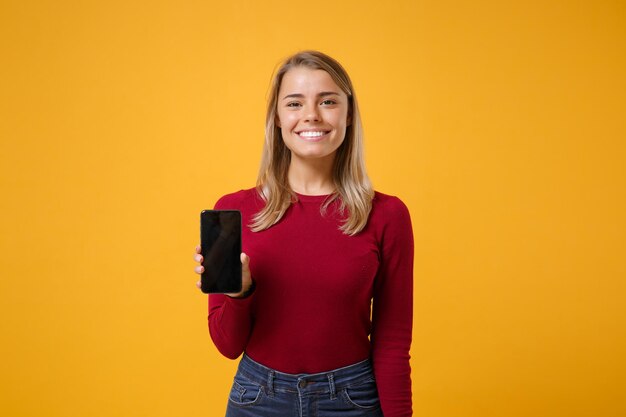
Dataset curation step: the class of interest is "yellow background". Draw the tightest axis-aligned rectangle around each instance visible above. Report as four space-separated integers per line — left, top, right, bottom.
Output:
1 0 625 416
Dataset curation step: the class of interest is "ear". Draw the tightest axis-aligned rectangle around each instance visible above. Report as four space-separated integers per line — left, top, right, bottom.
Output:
275 114 281 128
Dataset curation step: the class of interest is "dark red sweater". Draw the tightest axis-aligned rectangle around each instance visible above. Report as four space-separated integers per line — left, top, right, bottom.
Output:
208 188 414 417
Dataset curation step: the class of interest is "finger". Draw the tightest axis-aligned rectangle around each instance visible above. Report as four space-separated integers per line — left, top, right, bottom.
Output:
194 265 204 274
195 245 201 254
194 254 203 263
196 280 201 289
241 253 250 271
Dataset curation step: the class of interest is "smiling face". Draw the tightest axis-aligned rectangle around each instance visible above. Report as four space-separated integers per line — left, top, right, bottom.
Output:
276 67 351 165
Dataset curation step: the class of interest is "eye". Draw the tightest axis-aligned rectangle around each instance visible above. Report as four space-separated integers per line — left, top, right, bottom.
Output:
321 99 337 105
286 101 302 108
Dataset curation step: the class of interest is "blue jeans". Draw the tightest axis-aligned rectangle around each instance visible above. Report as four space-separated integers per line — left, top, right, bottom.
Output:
225 354 384 417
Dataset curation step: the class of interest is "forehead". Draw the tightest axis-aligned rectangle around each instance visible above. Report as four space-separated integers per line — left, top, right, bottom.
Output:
279 67 345 96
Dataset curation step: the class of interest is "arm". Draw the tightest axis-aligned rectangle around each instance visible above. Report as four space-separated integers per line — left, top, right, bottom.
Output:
205 193 256 359
371 197 415 417
208 290 255 359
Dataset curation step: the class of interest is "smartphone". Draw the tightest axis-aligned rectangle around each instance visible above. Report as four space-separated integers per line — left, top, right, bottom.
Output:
200 210 242 294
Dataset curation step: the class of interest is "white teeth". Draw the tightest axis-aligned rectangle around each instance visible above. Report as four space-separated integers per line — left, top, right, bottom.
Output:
298 131 326 137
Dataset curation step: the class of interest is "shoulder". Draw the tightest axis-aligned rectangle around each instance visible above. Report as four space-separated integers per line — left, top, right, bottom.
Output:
214 188 263 210
371 191 411 219
370 191 414 247
367 191 413 236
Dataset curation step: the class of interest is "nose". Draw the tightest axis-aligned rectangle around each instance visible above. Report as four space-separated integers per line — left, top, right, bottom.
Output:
304 105 320 122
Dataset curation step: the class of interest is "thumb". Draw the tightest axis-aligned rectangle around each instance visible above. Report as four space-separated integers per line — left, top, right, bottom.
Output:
241 252 250 273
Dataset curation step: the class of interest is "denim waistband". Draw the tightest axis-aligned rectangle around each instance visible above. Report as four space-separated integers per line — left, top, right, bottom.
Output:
235 354 376 396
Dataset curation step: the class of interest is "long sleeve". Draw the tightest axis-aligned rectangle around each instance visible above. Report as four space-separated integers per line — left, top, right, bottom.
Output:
204 188 414 402
206 193 255 359
208 293 255 359
371 197 414 417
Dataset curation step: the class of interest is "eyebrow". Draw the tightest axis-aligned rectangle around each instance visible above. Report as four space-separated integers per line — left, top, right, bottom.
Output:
281 91 341 101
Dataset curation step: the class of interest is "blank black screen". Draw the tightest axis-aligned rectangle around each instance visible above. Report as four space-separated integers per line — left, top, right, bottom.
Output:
200 210 242 293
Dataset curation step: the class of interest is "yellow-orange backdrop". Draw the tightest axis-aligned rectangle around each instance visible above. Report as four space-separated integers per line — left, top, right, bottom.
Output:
1 1 624 416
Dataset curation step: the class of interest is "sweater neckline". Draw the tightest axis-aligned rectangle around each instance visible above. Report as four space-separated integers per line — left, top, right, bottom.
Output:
294 191 333 203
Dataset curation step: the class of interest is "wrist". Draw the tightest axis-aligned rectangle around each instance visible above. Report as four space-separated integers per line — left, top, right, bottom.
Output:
227 280 256 299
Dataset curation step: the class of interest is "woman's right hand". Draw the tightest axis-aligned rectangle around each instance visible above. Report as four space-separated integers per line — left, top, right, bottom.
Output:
194 245 254 298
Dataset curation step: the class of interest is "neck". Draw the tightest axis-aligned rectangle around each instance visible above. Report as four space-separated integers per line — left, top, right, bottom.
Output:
287 154 335 195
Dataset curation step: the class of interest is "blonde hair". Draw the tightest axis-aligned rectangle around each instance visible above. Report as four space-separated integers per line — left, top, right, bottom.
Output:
251 50 374 236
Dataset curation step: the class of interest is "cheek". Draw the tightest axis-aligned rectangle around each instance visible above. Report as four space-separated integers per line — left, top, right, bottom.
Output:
337 105 351 126
277 112 296 130
326 109 349 129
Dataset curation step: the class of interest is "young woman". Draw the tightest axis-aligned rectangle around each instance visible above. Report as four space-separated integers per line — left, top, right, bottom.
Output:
194 50 414 417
